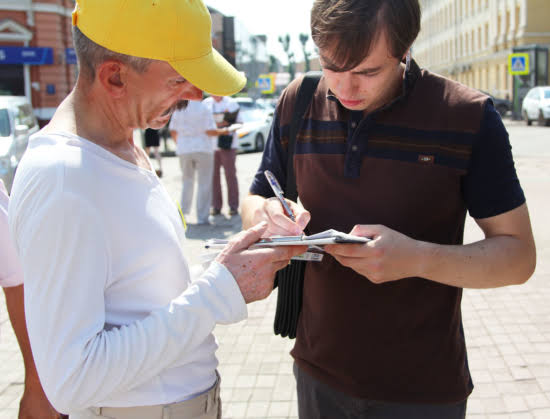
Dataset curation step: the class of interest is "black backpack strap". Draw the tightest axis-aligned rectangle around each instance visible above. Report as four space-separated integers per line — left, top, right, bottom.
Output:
273 72 321 339
285 71 322 200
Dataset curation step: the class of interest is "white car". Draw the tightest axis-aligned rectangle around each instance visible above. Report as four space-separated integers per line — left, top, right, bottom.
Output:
521 86 550 126
236 109 272 153
0 96 39 192
236 97 274 117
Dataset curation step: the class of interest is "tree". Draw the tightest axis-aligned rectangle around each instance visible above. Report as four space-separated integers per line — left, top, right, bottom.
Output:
278 34 295 81
268 55 279 73
299 33 311 73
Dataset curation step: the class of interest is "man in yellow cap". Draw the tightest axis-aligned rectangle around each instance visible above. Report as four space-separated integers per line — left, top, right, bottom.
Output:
7 1 306 418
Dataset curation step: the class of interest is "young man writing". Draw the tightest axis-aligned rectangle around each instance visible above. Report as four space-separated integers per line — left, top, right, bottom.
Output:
242 1 535 417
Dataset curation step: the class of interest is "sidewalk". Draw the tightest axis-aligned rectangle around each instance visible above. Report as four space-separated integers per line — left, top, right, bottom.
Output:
1 136 550 418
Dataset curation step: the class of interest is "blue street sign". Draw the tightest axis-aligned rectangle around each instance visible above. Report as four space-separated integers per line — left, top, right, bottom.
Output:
256 74 274 94
0 46 54 65
65 48 77 65
508 53 530 75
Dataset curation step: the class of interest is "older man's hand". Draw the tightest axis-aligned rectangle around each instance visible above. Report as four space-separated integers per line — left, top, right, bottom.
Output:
216 222 307 303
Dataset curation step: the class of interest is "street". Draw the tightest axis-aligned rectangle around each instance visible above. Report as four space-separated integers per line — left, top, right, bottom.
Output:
1 120 549 418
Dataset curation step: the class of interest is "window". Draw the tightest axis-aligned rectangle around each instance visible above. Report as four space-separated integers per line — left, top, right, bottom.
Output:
0 109 10 137
478 27 482 50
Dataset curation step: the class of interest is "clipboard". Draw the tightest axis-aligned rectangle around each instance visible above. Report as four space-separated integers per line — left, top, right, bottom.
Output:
204 229 370 249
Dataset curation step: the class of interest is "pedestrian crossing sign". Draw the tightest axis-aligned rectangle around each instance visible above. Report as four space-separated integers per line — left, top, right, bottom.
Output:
256 74 275 94
508 53 530 75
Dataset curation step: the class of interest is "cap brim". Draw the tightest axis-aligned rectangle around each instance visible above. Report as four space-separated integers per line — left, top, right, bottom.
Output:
170 48 246 96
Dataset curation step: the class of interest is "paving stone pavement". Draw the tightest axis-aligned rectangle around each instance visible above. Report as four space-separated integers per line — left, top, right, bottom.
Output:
1 123 550 418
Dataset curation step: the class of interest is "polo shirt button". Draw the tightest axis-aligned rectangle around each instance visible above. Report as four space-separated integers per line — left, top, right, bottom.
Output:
351 145 358 151
351 122 357 128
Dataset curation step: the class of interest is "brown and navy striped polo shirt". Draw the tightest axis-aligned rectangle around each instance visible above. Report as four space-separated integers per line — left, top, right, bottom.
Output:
250 60 525 403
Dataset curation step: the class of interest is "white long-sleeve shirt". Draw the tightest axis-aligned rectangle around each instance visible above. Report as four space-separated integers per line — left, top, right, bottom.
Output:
202 96 242 149
1 180 23 289
8 132 247 414
1 180 23 342
169 100 217 155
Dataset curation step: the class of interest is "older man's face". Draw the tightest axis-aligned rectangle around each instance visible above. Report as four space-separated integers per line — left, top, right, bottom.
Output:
127 61 203 129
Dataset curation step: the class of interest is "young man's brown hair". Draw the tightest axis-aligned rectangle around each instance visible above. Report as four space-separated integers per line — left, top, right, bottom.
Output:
311 0 421 71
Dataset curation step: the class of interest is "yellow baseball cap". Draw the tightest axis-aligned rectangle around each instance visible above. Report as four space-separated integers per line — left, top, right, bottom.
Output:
72 0 246 96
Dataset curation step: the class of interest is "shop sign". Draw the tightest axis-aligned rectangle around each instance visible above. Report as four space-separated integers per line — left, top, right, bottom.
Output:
0 46 54 65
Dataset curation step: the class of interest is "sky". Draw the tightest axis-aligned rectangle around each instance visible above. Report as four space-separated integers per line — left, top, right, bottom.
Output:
205 0 316 65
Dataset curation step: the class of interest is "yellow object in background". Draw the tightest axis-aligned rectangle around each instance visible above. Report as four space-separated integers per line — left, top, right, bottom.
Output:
508 53 530 76
176 201 187 231
256 74 275 94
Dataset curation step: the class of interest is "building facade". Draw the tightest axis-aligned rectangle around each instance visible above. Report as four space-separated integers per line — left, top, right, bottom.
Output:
0 0 76 125
415 0 550 99
209 6 269 92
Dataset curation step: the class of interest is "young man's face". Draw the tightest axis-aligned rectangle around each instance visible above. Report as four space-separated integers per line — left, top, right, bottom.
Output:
319 30 405 113
127 61 203 129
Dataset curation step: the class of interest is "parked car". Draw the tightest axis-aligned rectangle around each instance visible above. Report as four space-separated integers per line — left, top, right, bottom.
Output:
479 90 511 117
235 97 274 117
236 109 272 153
254 98 276 116
235 97 257 111
0 96 39 192
521 86 550 126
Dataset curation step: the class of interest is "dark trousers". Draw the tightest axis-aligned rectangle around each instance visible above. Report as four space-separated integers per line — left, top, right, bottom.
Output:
293 362 467 419
212 149 239 211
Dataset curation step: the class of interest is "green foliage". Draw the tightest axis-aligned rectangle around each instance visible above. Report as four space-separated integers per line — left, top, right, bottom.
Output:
299 33 311 73
269 55 279 73
278 34 296 81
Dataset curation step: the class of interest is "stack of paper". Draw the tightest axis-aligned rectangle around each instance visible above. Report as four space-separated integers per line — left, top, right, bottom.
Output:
200 230 369 264
205 229 369 249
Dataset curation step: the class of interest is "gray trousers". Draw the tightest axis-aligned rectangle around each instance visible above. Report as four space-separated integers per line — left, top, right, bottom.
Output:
70 373 221 419
179 152 214 224
294 362 467 419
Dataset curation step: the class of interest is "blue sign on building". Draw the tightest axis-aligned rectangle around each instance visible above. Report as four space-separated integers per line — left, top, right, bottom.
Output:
0 46 54 65
65 48 77 65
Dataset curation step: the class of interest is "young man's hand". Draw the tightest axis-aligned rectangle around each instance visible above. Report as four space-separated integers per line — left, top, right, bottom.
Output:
243 196 311 237
216 222 308 303
324 224 424 283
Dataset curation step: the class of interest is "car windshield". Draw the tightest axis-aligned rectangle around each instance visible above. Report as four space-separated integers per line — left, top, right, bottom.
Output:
544 89 550 99
236 100 256 110
240 109 268 123
0 109 11 137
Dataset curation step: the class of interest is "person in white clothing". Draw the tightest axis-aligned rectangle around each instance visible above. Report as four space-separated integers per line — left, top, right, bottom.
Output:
7 1 306 418
202 95 242 216
169 100 231 224
1 180 60 419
